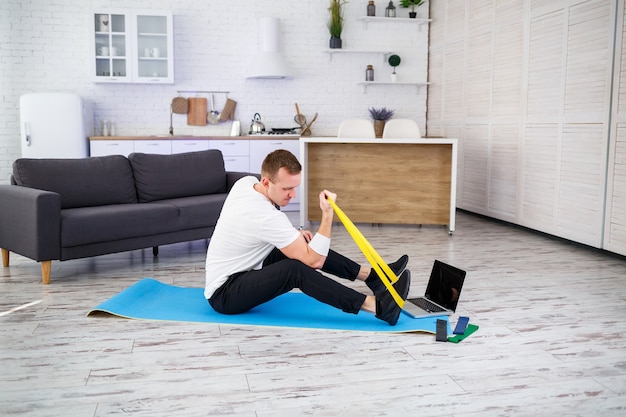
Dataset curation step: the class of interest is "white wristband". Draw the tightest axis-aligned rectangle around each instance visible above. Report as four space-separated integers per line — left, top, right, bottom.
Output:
308 233 331 256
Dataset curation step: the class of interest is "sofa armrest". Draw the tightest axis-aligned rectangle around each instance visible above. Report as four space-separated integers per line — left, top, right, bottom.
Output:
0 185 61 261
225 172 261 191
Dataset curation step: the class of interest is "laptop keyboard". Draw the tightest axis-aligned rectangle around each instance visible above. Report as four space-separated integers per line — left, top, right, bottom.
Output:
412 298 447 313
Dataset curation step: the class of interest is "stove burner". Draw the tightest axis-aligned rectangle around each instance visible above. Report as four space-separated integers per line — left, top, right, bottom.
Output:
248 128 299 135
267 129 297 135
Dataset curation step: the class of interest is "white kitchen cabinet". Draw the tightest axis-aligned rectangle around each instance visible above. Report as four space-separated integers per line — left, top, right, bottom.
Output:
209 139 250 172
132 12 174 83
92 12 132 82
249 139 300 173
171 139 210 154
90 140 134 157
90 138 173 155
91 11 173 84
133 140 172 154
249 139 301 210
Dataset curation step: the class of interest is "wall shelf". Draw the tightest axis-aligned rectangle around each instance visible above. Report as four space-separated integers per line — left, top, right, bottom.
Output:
357 81 429 93
176 90 230 95
323 49 395 62
356 16 431 29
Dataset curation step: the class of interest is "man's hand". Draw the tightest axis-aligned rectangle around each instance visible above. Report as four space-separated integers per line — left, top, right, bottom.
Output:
280 190 336 270
319 189 337 215
299 229 313 243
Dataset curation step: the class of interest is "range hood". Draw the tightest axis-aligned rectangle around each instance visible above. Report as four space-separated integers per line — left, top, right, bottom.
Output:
246 17 293 79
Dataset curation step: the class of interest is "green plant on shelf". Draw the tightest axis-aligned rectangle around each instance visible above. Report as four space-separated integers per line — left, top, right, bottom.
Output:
328 0 348 39
388 54 401 74
399 0 424 17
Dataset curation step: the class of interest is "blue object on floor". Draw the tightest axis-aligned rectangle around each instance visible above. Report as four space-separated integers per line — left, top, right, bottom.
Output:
88 278 449 334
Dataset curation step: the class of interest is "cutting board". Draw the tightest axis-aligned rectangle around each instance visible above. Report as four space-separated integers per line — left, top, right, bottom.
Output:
187 98 207 126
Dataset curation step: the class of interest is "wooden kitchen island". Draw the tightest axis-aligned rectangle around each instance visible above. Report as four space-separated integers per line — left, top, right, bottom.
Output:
299 137 458 233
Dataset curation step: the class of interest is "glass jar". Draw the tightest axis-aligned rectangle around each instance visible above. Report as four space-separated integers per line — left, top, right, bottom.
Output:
367 1 376 16
365 65 374 81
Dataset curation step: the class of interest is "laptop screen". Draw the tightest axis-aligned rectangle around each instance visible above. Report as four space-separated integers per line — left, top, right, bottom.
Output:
424 260 466 312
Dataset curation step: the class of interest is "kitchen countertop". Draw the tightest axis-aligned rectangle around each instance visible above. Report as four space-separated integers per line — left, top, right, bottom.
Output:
299 137 455 144
89 135 301 140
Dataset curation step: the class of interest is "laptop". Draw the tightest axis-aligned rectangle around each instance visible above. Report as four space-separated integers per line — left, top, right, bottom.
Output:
402 260 467 319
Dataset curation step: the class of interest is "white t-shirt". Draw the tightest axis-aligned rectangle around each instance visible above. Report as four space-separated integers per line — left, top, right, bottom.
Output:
204 176 301 299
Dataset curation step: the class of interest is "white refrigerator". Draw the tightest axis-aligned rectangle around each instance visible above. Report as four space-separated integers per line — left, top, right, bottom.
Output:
19 92 93 158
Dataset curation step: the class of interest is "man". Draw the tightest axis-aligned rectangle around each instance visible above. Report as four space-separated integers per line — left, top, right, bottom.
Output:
205 149 411 325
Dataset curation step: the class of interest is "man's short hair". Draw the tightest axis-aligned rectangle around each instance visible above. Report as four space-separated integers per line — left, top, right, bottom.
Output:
261 149 302 183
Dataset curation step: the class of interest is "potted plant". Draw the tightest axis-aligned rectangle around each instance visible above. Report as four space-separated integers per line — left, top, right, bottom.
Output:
369 107 394 138
328 0 347 49
388 54 401 82
400 0 423 18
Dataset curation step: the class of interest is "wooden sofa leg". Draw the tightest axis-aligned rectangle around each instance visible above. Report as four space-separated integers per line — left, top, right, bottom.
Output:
153 246 159 256
41 261 51 285
1 250 50 284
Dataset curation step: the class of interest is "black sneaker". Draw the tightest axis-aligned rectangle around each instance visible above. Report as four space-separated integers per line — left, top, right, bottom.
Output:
375 269 411 326
365 254 409 293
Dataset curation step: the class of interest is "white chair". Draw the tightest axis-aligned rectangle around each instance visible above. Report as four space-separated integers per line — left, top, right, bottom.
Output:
338 119 375 138
382 118 422 139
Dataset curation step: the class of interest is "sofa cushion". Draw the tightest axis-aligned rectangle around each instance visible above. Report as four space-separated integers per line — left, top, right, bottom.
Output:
12 155 138 209
153 194 228 230
61 203 179 247
129 150 227 203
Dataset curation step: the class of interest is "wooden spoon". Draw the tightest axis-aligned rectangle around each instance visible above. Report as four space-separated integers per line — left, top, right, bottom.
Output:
301 112 318 136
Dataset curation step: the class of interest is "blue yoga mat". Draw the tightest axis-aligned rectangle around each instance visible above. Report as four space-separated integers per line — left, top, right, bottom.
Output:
88 278 449 334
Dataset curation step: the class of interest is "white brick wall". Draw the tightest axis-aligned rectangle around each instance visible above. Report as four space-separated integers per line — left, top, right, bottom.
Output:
0 0 429 184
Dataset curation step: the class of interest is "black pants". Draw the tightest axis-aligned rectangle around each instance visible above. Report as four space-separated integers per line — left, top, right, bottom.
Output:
208 248 367 315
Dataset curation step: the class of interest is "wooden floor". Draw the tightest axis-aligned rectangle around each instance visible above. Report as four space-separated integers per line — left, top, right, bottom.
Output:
1 211 626 416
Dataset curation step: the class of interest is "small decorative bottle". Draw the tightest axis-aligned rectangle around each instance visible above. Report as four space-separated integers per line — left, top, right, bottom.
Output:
365 65 374 81
367 1 376 16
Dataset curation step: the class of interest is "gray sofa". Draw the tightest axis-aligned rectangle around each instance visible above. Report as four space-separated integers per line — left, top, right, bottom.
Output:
0 149 253 284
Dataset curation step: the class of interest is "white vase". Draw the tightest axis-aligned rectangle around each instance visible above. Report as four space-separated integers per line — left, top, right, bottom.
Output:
390 73 398 82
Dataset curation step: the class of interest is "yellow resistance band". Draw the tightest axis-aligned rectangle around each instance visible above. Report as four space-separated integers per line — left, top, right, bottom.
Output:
326 198 405 309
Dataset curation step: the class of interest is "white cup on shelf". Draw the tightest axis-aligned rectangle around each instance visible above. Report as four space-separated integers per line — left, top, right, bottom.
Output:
152 47 160 58
110 47 119 56
97 46 109 56
144 47 151 57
